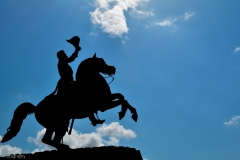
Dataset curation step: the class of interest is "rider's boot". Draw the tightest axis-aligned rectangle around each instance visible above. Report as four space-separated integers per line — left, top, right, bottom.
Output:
89 114 105 126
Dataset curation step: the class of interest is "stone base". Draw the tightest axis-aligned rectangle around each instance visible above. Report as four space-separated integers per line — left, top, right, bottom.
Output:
0 146 143 160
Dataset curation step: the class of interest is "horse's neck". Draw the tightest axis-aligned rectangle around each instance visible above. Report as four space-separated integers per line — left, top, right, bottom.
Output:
76 71 101 81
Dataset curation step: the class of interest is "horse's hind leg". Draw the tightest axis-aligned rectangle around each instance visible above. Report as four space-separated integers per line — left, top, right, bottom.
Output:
52 120 70 150
42 128 54 146
42 128 68 150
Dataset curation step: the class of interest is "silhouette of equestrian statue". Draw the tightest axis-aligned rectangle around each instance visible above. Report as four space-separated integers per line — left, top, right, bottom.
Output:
0 36 138 150
56 36 105 126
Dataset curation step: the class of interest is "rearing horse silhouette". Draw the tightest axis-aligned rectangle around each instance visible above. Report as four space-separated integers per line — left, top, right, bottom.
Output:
1 53 138 150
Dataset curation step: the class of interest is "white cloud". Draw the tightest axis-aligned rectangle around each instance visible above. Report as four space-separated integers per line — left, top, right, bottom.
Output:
27 128 104 152
64 131 104 148
27 122 136 152
183 12 195 21
0 122 136 156
89 32 98 36
143 159 148 160
0 144 22 157
0 123 136 155
234 46 240 53
103 137 119 146
224 116 240 125
156 12 195 27
27 129 55 152
156 18 177 27
30 148 46 154
97 122 136 140
90 0 153 37
130 9 154 19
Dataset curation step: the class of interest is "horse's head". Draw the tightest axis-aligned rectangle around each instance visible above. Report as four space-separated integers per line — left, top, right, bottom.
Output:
76 53 116 81
91 53 116 75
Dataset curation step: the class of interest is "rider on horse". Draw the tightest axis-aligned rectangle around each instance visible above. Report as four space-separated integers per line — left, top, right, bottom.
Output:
56 37 105 126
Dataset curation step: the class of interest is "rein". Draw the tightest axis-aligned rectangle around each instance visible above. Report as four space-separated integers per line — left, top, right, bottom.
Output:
65 74 114 141
103 75 114 85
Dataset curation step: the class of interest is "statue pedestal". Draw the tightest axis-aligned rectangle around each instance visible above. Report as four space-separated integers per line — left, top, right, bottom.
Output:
0 146 143 160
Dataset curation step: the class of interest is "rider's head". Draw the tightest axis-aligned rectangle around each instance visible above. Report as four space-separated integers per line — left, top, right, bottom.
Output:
57 50 67 60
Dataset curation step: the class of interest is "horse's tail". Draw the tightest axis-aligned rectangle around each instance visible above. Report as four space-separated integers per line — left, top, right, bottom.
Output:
1 102 36 143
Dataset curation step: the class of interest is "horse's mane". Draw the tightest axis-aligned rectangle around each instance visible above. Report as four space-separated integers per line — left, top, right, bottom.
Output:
78 57 92 69
77 57 96 74
76 57 95 81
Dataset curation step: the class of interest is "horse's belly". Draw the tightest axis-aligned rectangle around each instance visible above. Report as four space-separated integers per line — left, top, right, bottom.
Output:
67 101 90 119
35 95 69 128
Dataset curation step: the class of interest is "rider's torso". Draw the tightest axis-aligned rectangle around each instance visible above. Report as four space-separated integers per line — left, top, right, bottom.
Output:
58 60 74 82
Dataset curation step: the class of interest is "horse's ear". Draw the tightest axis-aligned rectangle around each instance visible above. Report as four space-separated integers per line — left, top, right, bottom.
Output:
93 53 96 58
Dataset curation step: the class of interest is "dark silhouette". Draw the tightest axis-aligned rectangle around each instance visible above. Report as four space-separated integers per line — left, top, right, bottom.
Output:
56 36 104 126
0 146 143 160
1 41 138 150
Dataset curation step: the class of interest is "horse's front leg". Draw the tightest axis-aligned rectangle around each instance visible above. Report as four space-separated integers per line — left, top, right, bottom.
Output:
121 99 138 122
110 93 126 116
100 93 123 112
102 93 138 122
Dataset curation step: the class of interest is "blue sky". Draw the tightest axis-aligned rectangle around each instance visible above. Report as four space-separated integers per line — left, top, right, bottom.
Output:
0 0 240 159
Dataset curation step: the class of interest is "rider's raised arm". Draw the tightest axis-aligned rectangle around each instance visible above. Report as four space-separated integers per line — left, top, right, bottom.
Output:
66 47 81 63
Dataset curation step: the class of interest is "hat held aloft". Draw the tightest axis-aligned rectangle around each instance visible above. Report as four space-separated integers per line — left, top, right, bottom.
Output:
66 36 81 49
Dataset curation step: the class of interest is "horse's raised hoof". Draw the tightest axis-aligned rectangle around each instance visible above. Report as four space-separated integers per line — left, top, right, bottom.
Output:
100 119 105 124
129 107 137 115
131 113 138 122
91 119 105 126
118 111 126 120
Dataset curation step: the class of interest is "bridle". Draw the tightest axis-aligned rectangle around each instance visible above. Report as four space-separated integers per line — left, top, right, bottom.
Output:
103 75 114 85
102 62 115 85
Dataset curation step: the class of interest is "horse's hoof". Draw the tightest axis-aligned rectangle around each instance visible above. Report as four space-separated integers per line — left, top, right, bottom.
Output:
100 119 105 124
57 144 71 150
131 113 138 122
130 107 137 115
118 111 126 120
91 119 105 126
91 123 97 126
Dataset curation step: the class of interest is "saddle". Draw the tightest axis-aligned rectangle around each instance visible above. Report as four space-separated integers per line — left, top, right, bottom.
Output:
53 80 101 114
